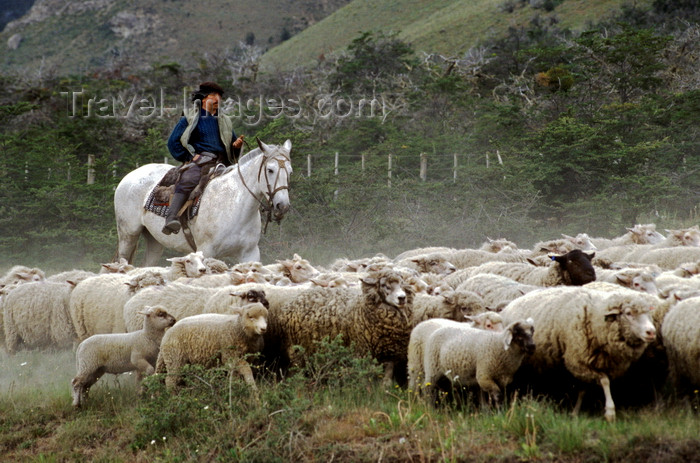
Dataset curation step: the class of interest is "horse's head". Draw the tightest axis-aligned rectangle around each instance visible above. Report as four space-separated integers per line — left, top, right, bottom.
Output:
256 139 292 220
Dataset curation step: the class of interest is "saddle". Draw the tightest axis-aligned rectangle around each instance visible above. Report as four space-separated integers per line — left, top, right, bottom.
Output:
144 162 226 220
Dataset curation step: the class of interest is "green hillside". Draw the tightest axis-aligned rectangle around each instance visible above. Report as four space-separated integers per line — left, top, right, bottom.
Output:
0 0 351 74
260 0 654 71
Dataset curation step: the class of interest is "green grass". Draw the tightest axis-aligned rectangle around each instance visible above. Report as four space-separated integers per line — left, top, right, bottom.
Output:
259 0 654 72
2 341 699 462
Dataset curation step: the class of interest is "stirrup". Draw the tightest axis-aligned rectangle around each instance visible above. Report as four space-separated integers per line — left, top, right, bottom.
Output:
162 219 181 235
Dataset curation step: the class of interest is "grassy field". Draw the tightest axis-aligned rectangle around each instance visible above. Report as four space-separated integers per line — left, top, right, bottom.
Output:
2 340 700 462
259 0 654 71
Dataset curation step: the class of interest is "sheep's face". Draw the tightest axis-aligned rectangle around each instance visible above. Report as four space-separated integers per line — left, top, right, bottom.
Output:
444 291 485 318
466 312 504 332
411 256 456 275
553 249 596 286
605 305 656 344
362 272 410 308
629 224 665 244
280 253 319 283
484 238 518 253
243 304 268 336
147 307 177 330
617 273 658 295
564 233 598 251
505 319 535 354
168 251 207 277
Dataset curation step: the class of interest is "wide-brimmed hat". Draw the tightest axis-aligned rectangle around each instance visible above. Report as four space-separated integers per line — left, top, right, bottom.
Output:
197 81 224 95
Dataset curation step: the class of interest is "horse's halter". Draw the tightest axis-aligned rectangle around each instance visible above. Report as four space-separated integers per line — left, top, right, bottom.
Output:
237 148 291 233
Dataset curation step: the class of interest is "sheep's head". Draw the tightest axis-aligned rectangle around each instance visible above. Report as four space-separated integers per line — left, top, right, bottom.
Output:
603 296 656 345
503 318 535 354
361 270 413 309
562 233 598 251
125 272 167 293
628 223 665 245
615 270 658 295
482 237 518 253
666 226 700 247
465 311 504 332
231 289 270 309
443 290 485 318
240 303 268 336
410 255 456 275
139 306 177 330
279 253 319 283
100 258 135 274
168 251 207 277
552 249 596 286
203 257 229 274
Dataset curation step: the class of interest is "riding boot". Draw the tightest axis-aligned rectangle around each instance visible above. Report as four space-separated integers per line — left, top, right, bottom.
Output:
162 192 187 235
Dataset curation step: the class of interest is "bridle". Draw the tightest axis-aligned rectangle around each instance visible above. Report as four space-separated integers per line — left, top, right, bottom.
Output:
237 148 291 233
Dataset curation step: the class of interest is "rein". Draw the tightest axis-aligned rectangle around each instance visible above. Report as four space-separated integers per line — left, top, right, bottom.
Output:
237 150 291 234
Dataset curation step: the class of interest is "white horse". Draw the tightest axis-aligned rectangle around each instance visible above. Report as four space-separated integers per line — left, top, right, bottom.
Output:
114 139 292 266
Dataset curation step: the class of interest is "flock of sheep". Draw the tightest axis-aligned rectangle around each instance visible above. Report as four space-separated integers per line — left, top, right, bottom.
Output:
2 223 700 422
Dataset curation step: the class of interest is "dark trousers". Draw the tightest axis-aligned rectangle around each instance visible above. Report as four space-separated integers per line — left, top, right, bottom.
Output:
174 163 202 195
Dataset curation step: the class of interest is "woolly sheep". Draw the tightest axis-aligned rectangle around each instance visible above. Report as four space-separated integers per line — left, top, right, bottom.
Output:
268 268 414 385
123 282 267 332
500 286 657 421
466 249 596 287
202 257 229 274
99 257 135 274
394 247 454 261
69 270 167 341
478 238 520 253
661 296 700 392
71 306 176 407
598 227 700 265
591 267 659 295
629 247 700 270
47 270 96 283
531 235 596 257
262 253 319 284
574 224 665 250
406 313 506 392
394 254 456 276
127 251 207 281
0 265 45 286
411 290 486 326
456 273 541 309
417 318 535 406
426 248 527 270
3 280 83 353
155 303 268 392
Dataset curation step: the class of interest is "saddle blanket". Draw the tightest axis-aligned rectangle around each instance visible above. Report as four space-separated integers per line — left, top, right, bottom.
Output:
143 167 201 219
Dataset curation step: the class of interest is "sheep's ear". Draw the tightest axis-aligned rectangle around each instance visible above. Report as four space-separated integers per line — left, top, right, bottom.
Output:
562 234 573 239
503 330 513 351
616 274 633 285
292 253 302 261
585 252 595 260
527 258 538 266
464 315 475 323
229 290 245 298
361 276 378 286
604 307 621 321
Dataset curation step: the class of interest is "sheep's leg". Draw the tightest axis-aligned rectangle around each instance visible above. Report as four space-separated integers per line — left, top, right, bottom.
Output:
72 369 103 407
599 374 616 422
477 376 502 408
381 361 395 388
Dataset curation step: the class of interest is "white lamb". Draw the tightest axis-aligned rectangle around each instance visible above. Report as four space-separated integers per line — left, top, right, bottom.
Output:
155 303 268 392
500 286 657 421
127 251 208 281
418 318 535 406
71 306 177 407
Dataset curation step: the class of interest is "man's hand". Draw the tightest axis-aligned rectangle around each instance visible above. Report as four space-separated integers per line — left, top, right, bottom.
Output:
233 135 245 149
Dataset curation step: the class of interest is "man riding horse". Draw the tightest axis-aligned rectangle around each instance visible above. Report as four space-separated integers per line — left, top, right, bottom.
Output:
163 81 245 235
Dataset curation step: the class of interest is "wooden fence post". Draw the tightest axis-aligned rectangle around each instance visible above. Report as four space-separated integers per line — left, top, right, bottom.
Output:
387 153 392 188
87 154 95 185
307 154 311 177
361 153 365 172
453 153 458 183
334 151 339 176
485 152 489 168
420 152 427 182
